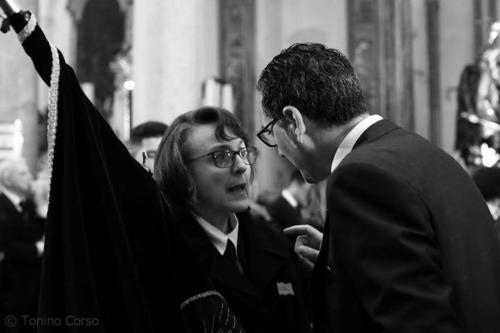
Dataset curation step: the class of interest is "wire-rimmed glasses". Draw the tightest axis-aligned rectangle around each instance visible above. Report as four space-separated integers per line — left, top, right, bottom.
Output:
189 147 257 168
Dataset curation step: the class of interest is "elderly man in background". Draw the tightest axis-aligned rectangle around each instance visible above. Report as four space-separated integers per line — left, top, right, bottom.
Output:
0 158 45 333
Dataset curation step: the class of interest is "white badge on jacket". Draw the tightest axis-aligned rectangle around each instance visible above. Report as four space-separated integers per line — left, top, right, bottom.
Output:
276 282 294 296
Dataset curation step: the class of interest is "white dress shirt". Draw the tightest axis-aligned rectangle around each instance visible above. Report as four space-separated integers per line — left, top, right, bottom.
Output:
281 188 298 208
196 213 240 254
330 114 383 173
196 213 243 272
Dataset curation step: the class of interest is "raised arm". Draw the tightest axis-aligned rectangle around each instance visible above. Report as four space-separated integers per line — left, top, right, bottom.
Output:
1 4 246 331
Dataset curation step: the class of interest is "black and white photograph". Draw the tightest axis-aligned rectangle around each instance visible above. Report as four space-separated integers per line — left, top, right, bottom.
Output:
0 0 499 332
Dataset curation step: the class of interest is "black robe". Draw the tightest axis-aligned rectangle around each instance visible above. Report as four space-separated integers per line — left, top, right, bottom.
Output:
8 11 244 333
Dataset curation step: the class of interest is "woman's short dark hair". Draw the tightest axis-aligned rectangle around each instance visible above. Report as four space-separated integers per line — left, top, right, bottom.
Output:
256 43 367 127
154 107 254 211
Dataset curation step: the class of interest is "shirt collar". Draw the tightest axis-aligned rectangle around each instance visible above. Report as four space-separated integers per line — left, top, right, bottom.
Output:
330 114 383 173
281 188 298 208
195 213 239 255
2 189 23 212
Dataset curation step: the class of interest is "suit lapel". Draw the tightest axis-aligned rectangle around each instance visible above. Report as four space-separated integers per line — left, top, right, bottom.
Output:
0 193 22 221
238 213 292 294
177 213 262 302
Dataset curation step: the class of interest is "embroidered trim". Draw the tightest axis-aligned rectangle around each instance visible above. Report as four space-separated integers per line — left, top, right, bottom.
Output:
180 290 225 310
47 44 60 202
17 13 37 44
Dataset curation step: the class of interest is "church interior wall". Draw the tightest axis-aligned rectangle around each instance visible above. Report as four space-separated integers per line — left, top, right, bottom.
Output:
132 0 219 127
439 0 475 154
0 0 493 192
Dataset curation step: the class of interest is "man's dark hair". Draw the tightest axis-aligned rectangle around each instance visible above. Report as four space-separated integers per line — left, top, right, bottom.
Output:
256 43 367 127
154 107 254 211
130 121 168 144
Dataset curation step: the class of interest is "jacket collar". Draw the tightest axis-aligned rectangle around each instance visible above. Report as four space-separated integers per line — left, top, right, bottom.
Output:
237 211 291 290
330 114 383 173
0 192 23 216
352 118 400 149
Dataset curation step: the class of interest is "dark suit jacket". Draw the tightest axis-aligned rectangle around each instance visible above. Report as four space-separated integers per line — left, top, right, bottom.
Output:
267 194 303 230
313 119 500 332
0 193 45 314
177 210 311 333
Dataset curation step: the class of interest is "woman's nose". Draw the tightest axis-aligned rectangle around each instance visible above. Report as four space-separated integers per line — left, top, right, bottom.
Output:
232 154 248 174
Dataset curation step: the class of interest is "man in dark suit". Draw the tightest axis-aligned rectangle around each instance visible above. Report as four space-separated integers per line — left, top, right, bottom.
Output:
256 43 500 332
0 158 45 332
267 169 310 230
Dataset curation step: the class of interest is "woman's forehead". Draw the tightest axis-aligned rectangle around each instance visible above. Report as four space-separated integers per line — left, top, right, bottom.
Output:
186 124 244 152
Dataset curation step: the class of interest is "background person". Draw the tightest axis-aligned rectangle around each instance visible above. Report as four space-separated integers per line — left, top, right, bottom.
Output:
0 158 45 333
266 169 311 230
256 42 500 332
129 120 168 171
472 166 500 239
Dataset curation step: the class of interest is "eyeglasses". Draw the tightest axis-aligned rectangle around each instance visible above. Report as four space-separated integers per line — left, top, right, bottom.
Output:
257 118 278 147
189 147 258 168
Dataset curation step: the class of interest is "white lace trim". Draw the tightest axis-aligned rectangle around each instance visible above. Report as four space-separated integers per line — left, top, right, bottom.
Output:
180 290 225 310
17 13 37 44
47 44 60 203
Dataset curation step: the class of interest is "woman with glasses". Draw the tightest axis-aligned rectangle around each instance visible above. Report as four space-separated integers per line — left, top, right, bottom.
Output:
154 107 310 333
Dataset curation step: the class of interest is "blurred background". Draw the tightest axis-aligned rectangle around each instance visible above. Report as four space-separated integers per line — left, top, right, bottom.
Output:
0 0 498 198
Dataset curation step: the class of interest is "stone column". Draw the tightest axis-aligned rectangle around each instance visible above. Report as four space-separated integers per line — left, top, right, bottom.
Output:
132 0 218 126
347 0 414 130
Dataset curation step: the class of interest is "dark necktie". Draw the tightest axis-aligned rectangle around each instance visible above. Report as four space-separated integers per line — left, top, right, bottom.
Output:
224 240 243 273
19 200 31 222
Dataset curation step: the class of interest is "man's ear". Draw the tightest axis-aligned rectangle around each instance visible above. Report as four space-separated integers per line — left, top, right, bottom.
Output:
282 105 306 144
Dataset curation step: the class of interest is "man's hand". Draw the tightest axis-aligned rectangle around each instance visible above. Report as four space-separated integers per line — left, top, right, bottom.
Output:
284 225 323 271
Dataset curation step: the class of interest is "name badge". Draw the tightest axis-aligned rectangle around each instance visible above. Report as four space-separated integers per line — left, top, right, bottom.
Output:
276 282 294 296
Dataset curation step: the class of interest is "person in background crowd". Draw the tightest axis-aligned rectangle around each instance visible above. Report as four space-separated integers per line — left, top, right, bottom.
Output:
300 180 327 232
154 107 311 333
256 42 500 332
472 166 500 238
0 158 45 333
266 169 311 230
129 121 168 172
